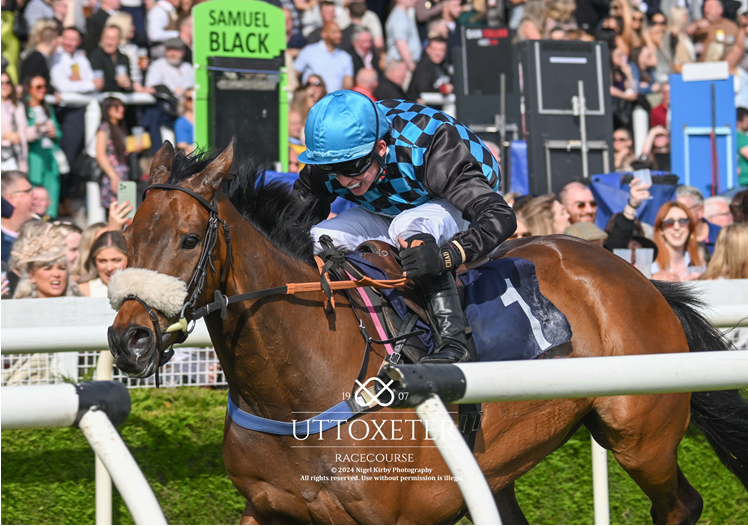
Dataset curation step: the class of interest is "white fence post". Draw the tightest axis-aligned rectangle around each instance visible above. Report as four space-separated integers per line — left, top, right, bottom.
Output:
78 409 167 525
415 395 502 525
2 383 166 525
95 351 116 525
591 436 610 525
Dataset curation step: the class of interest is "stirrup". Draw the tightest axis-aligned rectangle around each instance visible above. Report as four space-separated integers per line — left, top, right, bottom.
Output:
418 346 471 364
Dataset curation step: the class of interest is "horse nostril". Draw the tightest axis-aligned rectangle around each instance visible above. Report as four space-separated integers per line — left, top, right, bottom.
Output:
108 326 121 358
123 327 153 358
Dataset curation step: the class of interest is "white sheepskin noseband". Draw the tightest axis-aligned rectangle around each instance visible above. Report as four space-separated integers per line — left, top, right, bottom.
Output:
108 268 188 318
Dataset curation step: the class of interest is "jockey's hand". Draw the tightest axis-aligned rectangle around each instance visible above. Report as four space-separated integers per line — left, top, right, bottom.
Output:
398 235 463 279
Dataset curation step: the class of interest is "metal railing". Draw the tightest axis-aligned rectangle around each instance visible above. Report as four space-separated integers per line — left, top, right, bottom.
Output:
387 350 748 524
2 382 167 525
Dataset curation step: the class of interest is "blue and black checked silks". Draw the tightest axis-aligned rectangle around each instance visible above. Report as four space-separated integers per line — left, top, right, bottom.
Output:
311 100 500 217
347 253 572 362
295 99 515 262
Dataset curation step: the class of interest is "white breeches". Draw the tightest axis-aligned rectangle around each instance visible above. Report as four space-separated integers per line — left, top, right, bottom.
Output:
311 199 470 254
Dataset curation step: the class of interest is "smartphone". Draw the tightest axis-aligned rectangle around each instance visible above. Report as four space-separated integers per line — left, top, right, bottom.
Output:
633 168 654 199
118 181 138 219
634 168 652 187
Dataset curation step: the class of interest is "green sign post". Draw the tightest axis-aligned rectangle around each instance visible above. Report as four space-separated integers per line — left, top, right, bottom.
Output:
193 0 288 169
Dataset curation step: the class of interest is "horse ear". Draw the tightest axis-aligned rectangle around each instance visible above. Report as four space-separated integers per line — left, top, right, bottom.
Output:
194 138 235 195
149 141 175 185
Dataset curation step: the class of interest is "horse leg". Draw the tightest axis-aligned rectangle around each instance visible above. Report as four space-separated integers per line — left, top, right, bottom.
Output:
240 500 265 525
493 482 529 525
588 394 703 525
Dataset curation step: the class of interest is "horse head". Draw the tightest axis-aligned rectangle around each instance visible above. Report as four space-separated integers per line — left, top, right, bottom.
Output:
107 139 235 377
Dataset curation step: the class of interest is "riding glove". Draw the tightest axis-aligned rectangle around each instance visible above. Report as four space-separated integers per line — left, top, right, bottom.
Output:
400 234 465 279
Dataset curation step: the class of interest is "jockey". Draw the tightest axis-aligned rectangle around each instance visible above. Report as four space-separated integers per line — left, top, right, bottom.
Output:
294 91 516 364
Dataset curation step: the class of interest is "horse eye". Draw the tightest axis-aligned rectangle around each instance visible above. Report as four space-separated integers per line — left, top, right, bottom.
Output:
181 234 200 249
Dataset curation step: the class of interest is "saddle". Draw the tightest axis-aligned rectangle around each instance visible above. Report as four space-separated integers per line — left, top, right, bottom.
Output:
320 240 484 444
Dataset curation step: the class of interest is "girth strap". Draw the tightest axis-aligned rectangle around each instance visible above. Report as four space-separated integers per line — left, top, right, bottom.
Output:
227 392 358 436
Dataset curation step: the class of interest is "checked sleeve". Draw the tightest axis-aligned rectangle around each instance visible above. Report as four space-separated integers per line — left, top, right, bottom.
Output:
421 124 516 262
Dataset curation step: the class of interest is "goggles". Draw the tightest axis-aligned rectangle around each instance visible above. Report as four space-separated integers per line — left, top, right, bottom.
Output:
318 153 375 179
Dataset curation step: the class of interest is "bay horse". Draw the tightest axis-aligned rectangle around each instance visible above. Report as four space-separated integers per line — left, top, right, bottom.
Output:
108 141 748 525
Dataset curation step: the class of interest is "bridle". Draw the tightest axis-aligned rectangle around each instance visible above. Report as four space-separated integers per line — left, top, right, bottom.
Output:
122 182 415 388
120 183 234 386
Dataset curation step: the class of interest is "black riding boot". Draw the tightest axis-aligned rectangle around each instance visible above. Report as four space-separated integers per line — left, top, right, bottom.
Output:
418 272 471 364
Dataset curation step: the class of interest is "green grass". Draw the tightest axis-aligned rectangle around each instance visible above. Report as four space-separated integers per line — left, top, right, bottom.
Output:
2 388 747 524
1 388 246 525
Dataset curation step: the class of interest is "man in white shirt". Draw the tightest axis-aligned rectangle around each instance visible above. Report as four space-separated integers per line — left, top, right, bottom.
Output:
142 38 194 154
294 22 353 92
49 27 104 201
50 27 102 94
147 0 181 58
145 38 194 95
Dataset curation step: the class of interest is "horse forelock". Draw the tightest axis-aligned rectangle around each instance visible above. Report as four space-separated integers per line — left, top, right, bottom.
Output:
159 149 317 265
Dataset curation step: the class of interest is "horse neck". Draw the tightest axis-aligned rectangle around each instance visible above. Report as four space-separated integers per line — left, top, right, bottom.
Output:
208 196 363 420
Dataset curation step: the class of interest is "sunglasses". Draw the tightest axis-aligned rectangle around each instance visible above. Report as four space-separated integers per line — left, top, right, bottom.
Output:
633 16 644 21
1 80 11 85
185 96 193 101
307 78 322 87
652 19 666 25
319 154 375 179
575 200 598 209
31 84 47 90
508 231 532 239
613 136 629 142
662 218 690 229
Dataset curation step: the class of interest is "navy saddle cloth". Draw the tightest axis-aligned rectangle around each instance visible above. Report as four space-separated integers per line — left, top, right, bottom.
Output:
346 253 572 362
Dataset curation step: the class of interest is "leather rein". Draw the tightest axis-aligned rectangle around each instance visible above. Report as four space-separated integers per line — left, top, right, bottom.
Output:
127 183 410 387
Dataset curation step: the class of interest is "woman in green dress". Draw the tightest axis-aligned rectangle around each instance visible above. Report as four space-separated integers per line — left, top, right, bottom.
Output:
24 75 62 217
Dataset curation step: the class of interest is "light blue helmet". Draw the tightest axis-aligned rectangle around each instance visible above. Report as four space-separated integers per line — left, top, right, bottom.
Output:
298 90 389 165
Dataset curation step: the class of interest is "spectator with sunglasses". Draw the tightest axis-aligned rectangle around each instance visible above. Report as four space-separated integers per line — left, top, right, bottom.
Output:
676 185 721 255
294 90 514 364
651 201 705 281
24 75 63 217
559 181 597 224
644 12 671 79
508 217 531 240
613 128 635 171
1 171 35 263
291 75 327 121
629 10 645 49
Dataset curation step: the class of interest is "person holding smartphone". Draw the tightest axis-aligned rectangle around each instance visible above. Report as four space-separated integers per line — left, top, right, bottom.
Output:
96 97 130 210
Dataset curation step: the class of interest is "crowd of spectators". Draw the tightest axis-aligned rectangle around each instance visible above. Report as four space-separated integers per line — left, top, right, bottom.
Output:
506 181 748 280
1 0 747 306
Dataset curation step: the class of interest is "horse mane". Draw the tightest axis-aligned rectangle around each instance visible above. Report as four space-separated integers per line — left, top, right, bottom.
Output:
166 149 317 265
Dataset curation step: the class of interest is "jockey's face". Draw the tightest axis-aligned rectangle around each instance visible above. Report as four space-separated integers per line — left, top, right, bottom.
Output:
335 139 387 196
